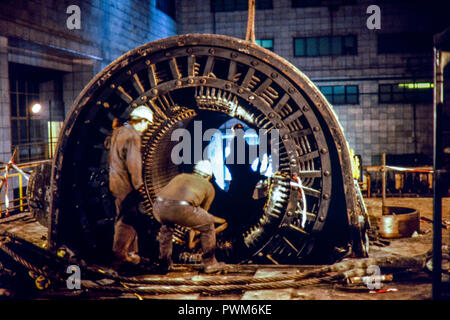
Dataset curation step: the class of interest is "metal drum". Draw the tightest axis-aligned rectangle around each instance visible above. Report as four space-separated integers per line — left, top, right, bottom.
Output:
379 206 420 238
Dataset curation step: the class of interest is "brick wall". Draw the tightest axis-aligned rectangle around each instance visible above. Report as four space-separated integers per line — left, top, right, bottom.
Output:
0 0 177 164
0 36 11 163
0 0 177 69
0 0 439 166
179 0 437 165
0 0 178 102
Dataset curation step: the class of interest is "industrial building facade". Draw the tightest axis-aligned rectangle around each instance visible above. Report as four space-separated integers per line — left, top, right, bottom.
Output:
0 0 177 166
0 0 178 207
179 0 444 167
0 0 446 180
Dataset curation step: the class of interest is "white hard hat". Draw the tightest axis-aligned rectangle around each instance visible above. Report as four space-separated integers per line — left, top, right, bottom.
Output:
130 106 153 123
194 160 213 178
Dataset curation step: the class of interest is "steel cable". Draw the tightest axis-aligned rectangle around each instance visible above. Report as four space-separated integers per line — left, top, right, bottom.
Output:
0 235 342 295
1 231 334 287
88 266 333 286
0 240 44 276
82 275 337 295
0 230 432 296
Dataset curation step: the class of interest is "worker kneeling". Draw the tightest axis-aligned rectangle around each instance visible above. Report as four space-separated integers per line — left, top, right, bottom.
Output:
153 160 227 274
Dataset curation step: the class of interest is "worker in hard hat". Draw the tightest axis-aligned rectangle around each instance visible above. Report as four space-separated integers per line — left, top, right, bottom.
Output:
152 160 227 274
109 105 153 272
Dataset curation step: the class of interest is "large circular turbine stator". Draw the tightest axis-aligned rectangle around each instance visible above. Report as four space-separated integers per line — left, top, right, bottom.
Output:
48 34 368 265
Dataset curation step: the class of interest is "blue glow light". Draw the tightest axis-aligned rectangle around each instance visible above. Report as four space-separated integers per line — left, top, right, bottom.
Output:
205 119 273 191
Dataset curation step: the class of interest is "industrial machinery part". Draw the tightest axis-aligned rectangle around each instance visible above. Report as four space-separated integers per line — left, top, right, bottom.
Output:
48 34 368 264
26 161 52 227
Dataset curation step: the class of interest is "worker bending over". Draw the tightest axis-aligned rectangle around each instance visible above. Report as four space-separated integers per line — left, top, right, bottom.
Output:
153 160 227 274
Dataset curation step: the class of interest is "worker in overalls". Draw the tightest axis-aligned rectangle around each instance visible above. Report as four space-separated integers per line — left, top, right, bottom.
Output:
109 106 153 271
152 160 227 274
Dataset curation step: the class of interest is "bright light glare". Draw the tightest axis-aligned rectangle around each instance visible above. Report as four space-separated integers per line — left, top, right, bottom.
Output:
398 82 434 89
31 103 42 114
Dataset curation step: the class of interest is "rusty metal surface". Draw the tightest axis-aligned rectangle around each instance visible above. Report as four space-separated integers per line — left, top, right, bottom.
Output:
26 161 52 227
48 34 368 264
1 196 447 300
379 206 420 238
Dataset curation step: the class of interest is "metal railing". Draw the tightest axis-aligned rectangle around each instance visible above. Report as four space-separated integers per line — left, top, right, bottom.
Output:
361 153 433 198
0 158 52 219
12 140 57 163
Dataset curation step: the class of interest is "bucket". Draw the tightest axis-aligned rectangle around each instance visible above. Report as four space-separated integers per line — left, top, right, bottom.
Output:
379 206 420 238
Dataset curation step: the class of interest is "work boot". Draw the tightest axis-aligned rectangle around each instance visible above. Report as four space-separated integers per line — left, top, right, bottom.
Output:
203 261 228 274
113 261 152 276
202 249 228 274
112 255 162 276
152 258 172 275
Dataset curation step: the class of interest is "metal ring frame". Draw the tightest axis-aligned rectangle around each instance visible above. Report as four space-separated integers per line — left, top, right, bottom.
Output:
48 34 367 264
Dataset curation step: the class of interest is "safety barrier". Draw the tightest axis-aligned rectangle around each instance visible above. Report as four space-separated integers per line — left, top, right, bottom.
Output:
362 164 433 197
0 159 52 219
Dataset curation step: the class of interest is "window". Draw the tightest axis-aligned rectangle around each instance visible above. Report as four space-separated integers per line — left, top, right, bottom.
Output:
377 33 432 54
9 75 46 162
156 0 176 19
294 35 357 57
9 63 65 163
379 83 433 104
319 85 359 104
211 0 273 12
292 0 356 7
255 39 274 51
